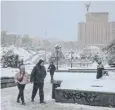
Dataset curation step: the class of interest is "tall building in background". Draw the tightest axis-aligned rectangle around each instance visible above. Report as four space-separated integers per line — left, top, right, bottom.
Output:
110 22 115 40
78 12 115 48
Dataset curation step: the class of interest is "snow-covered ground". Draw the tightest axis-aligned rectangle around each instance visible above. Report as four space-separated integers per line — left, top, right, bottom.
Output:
1 64 115 110
1 83 115 110
25 52 45 64
1 46 35 61
51 62 113 70
57 72 115 93
0 83 113 110
1 46 52 65
0 64 36 77
25 51 51 64
0 64 50 77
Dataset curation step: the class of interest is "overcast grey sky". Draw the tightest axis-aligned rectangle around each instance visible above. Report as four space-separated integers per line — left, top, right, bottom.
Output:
1 1 115 41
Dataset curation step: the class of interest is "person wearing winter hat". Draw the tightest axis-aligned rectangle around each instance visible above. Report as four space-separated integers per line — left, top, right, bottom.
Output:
15 65 29 105
30 59 47 104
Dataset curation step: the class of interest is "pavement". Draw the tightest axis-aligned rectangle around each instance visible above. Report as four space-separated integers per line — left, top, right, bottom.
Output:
1 82 115 110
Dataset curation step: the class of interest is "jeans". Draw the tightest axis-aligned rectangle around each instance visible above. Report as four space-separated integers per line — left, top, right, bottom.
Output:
17 83 25 103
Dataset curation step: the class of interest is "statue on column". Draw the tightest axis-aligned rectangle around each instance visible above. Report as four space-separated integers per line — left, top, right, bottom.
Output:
85 2 91 12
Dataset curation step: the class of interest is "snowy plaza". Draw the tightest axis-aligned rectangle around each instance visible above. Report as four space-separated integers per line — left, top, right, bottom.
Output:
1 39 115 110
1 1 115 110
1 42 115 110
1 64 115 110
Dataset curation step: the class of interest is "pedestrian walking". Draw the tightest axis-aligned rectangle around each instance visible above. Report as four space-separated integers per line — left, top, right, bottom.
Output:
48 62 56 83
30 59 47 104
96 61 104 79
15 65 29 105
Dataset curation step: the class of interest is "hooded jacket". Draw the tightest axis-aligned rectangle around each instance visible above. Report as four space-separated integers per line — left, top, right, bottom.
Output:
48 63 56 75
30 60 47 83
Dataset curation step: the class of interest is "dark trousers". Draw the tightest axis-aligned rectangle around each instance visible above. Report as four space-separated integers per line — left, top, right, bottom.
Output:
50 72 54 81
17 83 25 103
96 69 103 79
50 74 54 81
31 82 44 102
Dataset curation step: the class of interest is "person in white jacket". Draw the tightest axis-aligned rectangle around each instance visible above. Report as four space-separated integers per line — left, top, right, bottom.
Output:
15 65 29 105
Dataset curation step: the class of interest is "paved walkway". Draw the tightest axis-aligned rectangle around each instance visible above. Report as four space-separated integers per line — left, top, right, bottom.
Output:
1 82 115 110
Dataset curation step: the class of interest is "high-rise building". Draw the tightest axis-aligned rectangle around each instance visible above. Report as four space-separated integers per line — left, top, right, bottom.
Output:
78 12 115 48
109 22 115 40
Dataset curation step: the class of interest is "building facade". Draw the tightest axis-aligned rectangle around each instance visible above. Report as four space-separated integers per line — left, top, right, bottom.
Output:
78 12 115 48
1 32 22 47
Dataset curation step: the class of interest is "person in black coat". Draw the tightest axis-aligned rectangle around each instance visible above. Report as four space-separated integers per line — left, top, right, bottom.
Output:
48 62 56 83
96 61 104 79
30 59 47 103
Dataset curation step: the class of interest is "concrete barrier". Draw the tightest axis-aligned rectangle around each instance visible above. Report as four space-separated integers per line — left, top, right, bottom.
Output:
0 77 16 89
47 68 115 73
55 89 115 107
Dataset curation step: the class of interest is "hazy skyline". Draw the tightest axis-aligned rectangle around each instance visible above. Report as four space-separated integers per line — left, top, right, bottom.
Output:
1 1 115 41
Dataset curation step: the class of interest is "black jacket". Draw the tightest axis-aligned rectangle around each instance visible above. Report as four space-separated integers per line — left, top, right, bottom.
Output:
48 64 56 74
96 64 104 79
30 65 47 83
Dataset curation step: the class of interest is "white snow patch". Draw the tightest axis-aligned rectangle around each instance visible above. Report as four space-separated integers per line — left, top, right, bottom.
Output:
1 46 35 61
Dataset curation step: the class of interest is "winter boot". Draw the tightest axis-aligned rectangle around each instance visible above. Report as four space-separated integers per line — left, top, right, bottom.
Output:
31 99 34 102
22 102 26 105
17 100 20 103
50 79 53 83
40 101 46 104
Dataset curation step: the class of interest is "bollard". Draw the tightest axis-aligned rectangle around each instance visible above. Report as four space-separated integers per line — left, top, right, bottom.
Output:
52 80 62 99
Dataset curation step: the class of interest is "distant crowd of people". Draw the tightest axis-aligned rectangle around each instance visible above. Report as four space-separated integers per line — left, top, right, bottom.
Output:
15 59 108 105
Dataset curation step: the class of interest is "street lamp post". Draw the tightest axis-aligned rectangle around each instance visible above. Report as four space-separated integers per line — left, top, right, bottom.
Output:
14 35 16 46
55 45 61 70
44 48 46 62
70 49 74 68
